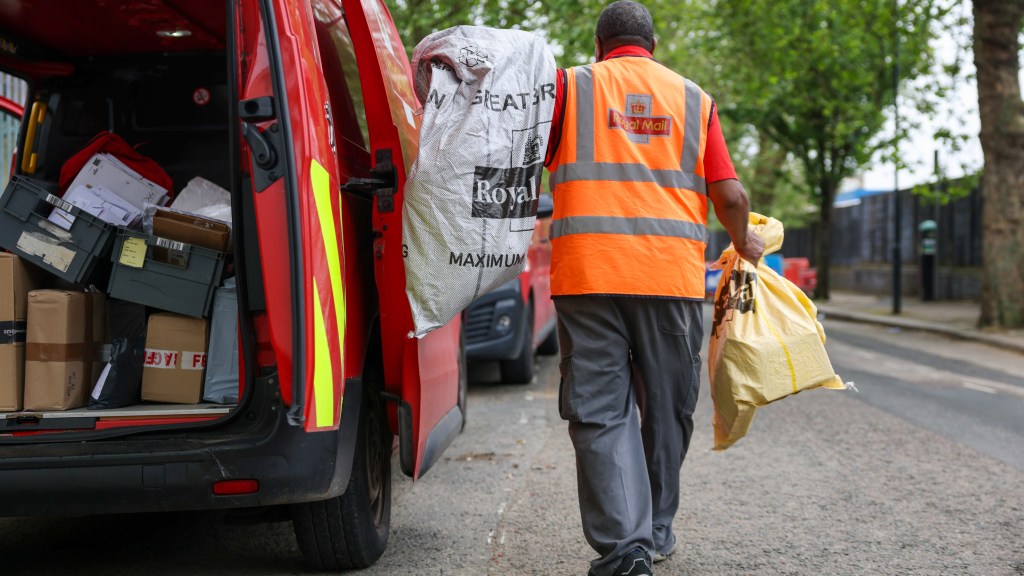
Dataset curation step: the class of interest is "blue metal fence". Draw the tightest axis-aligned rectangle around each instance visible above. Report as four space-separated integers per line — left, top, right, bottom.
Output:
706 183 983 269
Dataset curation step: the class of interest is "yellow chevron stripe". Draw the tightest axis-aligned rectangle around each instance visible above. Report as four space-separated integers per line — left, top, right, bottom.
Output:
311 160 346 349
310 160 345 427
312 279 334 428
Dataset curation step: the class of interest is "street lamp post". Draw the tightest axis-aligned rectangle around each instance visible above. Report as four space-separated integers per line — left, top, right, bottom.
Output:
892 0 902 315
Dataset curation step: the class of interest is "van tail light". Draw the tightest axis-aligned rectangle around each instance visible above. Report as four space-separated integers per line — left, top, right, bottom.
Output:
213 479 259 495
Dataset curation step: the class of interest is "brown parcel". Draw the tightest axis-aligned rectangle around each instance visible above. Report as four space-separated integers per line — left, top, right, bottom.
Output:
152 208 230 252
0 254 40 411
24 290 91 411
142 313 209 404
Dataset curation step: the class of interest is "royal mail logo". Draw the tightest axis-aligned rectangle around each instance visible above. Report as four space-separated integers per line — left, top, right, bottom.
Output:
608 112 672 136
459 45 490 68
523 133 542 165
609 94 672 144
471 164 543 220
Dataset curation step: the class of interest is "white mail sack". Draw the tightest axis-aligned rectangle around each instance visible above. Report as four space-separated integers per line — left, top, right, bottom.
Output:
404 26 556 337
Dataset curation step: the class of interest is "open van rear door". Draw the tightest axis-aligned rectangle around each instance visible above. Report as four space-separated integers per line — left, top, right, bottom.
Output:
341 0 463 479
244 0 347 433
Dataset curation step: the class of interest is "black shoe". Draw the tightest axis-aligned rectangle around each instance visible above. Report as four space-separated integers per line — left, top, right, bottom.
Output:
590 547 653 576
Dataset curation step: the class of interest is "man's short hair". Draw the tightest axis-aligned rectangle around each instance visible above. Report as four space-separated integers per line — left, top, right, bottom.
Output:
596 1 655 51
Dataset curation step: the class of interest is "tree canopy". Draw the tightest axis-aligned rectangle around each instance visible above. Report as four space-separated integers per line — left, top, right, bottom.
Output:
698 0 944 298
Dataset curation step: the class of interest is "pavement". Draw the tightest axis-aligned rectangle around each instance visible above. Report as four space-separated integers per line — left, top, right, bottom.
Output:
815 291 1024 354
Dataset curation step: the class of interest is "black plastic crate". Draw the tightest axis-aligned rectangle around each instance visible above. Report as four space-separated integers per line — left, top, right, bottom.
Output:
108 229 226 317
0 176 115 284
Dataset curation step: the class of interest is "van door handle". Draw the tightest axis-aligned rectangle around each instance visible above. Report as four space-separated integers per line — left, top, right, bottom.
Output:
242 122 276 170
238 96 284 193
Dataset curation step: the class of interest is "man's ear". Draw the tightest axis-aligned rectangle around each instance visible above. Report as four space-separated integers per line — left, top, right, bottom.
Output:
650 38 657 55
595 36 604 61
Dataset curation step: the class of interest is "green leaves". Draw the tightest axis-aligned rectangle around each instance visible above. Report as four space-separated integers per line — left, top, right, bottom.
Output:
388 0 944 221
698 0 942 194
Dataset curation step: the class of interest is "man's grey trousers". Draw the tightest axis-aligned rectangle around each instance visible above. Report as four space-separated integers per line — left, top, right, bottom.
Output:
555 296 703 576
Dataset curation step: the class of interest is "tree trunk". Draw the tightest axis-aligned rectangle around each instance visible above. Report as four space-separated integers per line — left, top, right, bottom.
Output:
814 180 835 300
974 0 1024 328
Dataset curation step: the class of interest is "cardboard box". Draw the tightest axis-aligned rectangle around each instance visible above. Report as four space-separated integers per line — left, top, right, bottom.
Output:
66 153 168 212
0 255 40 411
141 313 209 404
24 290 90 411
152 208 230 252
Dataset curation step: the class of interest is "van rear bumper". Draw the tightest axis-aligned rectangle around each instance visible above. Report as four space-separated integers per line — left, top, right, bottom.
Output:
0 377 361 517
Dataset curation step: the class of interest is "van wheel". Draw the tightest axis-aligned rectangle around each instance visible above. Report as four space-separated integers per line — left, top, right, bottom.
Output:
292 385 392 570
500 300 534 384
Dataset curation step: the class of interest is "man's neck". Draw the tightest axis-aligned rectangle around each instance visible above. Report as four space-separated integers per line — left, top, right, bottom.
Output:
602 45 653 61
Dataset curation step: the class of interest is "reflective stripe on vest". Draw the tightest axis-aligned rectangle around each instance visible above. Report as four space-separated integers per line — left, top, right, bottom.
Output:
550 215 707 243
549 162 706 191
548 58 712 298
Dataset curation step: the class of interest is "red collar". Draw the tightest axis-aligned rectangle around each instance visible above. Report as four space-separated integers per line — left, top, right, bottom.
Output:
602 46 654 61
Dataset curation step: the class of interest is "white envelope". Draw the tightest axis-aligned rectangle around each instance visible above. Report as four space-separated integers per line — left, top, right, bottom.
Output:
48 183 144 229
66 153 169 212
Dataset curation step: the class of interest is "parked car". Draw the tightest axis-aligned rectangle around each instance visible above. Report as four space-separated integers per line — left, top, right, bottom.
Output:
464 194 558 383
783 257 818 295
706 255 817 301
0 0 465 571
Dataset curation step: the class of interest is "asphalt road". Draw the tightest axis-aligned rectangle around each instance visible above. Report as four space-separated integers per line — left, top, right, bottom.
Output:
1 305 1022 575
821 317 1024 471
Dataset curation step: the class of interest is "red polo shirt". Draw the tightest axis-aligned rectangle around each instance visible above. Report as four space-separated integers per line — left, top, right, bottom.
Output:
545 46 737 183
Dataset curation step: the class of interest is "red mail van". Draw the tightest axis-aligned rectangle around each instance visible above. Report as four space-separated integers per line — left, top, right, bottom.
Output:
0 0 464 570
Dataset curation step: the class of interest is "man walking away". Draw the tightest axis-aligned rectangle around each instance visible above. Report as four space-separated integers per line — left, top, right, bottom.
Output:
543 2 764 574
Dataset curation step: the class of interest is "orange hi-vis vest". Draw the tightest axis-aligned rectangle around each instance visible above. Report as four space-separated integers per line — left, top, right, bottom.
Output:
548 56 713 299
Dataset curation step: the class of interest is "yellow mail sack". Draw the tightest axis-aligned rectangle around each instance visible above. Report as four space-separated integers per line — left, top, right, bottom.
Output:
708 213 846 450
